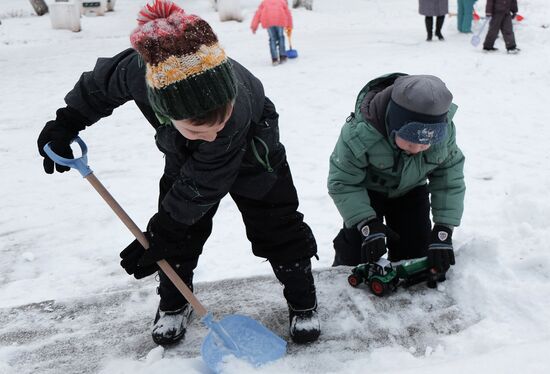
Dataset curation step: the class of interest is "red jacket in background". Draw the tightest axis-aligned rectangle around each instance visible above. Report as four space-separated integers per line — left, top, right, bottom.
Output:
251 0 293 32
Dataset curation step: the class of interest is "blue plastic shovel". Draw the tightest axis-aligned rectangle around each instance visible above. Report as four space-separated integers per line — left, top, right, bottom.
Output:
285 28 298 59
44 137 287 372
471 17 490 47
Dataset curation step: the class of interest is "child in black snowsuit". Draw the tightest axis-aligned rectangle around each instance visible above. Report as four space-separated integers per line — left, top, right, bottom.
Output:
37 0 320 346
483 0 520 53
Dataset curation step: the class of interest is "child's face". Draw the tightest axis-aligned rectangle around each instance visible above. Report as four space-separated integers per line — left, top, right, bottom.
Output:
395 134 431 155
171 109 233 142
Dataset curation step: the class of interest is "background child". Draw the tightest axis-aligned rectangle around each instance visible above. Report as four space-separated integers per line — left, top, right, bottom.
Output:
483 0 520 53
328 74 465 286
251 0 293 65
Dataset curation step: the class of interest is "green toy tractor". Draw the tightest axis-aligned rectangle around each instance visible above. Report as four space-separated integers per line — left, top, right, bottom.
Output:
347 257 435 297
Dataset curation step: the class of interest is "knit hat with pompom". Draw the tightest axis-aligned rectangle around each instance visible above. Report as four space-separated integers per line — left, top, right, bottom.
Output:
130 0 237 120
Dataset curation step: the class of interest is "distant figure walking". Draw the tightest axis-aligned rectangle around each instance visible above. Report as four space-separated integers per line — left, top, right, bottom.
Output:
483 0 520 53
251 0 293 65
457 0 477 33
419 0 449 41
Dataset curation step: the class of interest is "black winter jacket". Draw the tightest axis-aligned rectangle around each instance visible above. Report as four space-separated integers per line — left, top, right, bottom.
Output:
61 48 286 225
485 0 518 15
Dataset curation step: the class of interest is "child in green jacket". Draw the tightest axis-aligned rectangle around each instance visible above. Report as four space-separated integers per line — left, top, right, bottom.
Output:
327 73 465 284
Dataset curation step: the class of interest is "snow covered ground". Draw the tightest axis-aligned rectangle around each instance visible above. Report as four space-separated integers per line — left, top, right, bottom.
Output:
1 0 550 373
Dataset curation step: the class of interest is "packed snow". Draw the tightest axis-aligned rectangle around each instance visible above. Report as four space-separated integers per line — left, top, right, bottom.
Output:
1 0 550 373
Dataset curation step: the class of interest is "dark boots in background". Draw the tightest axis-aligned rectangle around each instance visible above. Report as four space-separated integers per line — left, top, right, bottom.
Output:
425 16 445 41
425 16 433 41
270 257 321 344
435 15 445 40
152 258 198 345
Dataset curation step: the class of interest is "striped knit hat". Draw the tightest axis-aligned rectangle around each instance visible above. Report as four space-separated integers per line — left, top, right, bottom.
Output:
130 0 237 120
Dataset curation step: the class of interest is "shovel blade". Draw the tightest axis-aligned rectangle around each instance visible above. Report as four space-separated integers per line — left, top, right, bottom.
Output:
471 35 481 47
287 49 298 59
201 314 286 372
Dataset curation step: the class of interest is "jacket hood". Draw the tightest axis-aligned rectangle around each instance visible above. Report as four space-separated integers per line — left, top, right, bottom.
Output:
354 73 406 138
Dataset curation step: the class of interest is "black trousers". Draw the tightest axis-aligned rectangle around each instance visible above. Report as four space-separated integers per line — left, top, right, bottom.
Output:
333 185 431 266
157 162 318 311
483 12 516 50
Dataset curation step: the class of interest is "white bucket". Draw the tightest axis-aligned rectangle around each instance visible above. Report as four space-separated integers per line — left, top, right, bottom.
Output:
106 0 116 12
49 1 81 32
217 0 243 22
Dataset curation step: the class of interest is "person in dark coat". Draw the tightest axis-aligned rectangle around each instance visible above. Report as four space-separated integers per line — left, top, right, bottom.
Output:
483 0 520 53
419 0 449 41
37 0 320 346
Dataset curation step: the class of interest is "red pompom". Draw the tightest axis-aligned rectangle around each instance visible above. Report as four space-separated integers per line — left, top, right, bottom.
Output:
137 0 184 26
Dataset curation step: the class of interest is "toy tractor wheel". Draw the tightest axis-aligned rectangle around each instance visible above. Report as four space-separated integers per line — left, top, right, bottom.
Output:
348 274 361 287
369 279 388 297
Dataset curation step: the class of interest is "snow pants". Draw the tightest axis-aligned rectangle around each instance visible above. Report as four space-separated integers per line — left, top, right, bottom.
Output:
483 12 516 50
157 161 318 311
457 0 476 33
332 185 432 266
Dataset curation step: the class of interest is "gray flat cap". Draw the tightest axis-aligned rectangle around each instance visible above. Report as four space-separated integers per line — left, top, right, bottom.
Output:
391 75 453 116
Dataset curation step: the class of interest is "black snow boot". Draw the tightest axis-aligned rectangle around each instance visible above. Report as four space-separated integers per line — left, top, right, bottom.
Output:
152 303 193 345
425 16 433 41
288 301 320 344
435 15 445 40
270 257 321 344
153 258 198 345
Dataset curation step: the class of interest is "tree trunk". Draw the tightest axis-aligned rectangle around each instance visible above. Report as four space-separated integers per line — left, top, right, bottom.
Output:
29 0 48 16
292 0 313 11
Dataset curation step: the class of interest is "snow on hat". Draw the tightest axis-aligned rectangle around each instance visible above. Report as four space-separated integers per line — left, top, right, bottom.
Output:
130 0 237 120
386 75 453 145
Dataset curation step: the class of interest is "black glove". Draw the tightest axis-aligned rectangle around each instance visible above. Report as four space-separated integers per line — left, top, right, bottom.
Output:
119 209 189 279
37 121 76 174
427 224 455 274
511 12 517 18
358 218 399 263
37 107 87 174
119 232 158 279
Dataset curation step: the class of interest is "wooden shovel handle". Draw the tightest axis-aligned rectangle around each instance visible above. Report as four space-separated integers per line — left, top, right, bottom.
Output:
85 173 208 317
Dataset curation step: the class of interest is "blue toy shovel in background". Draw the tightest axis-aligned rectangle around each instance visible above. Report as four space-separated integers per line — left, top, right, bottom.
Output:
471 17 490 47
44 137 287 372
285 28 298 59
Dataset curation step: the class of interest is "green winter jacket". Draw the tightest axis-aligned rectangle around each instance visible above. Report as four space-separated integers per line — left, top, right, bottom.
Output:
327 73 465 228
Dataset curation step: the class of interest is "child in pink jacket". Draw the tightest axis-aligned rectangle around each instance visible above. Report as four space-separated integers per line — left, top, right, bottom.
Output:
251 0 293 65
